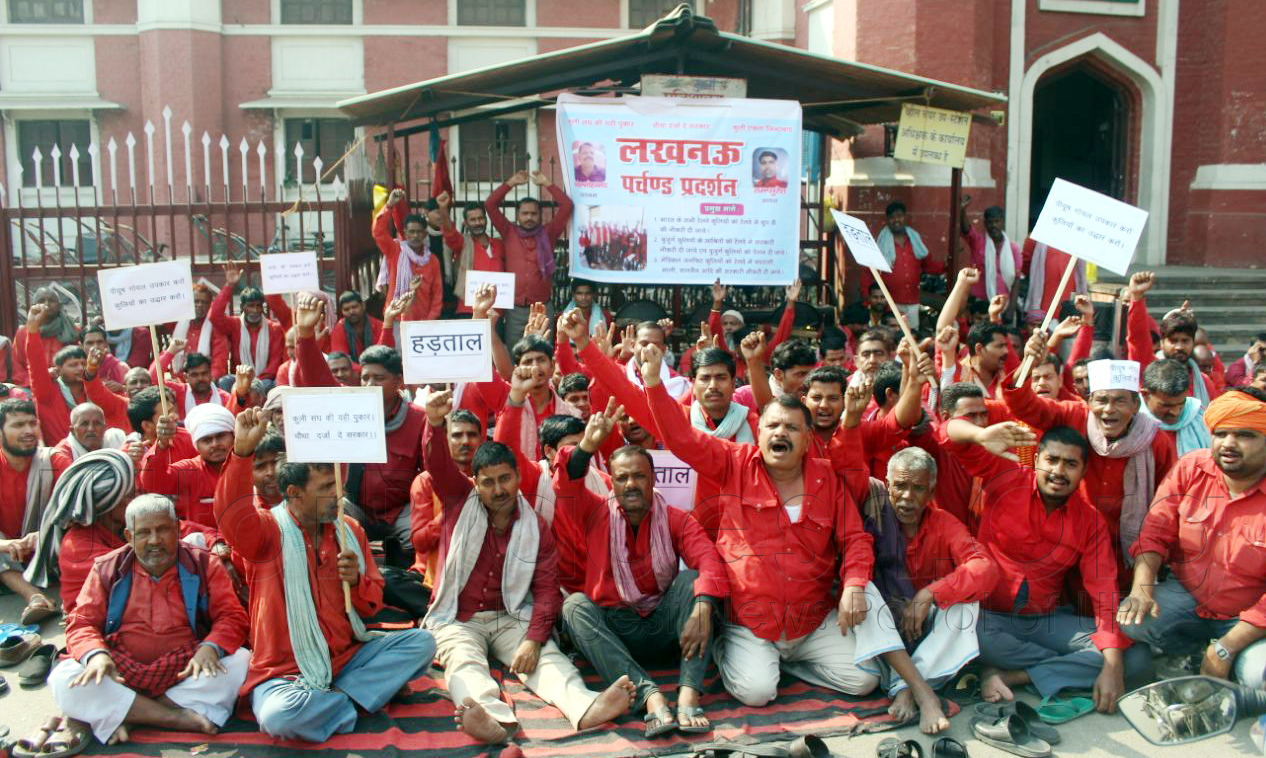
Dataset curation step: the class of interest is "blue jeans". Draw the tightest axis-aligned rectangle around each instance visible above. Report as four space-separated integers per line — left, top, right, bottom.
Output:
251 628 436 742
1122 577 1266 688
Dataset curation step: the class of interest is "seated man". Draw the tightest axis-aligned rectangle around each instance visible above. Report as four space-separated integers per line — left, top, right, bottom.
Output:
150 348 231 416
420 395 635 744
25 303 91 445
140 404 235 527
1139 358 1210 456
50 402 127 475
123 366 153 398
558 372 592 421
944 419 1149 709
556 404 728 736
1 398 59 624
330 290 383 361
861 447 996 721
1119 388 1266 684
215 407 435 742
411 408 484 591
208 264 286 389
641 344 950 733
51 495 250 746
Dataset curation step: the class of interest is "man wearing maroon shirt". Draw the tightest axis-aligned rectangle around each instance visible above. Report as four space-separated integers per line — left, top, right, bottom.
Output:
1119 388 1266 686
484 169 573 344
867 202 941 330
420 393 635 745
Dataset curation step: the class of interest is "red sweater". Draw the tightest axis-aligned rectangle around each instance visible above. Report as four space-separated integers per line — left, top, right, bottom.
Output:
207 286 286 381
24 330 86 445
485 182 573 306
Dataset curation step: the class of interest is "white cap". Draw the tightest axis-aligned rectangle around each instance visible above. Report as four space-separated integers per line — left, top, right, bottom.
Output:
1087 359 1140 393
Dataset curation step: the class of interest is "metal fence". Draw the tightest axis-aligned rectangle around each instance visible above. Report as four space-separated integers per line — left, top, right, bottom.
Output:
0 106 355 337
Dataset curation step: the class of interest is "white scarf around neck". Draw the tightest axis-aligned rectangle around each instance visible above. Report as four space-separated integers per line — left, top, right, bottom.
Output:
239 317 270 373
984 232 1017 299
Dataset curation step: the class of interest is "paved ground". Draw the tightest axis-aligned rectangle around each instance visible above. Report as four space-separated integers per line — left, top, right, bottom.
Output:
3 589 1262 756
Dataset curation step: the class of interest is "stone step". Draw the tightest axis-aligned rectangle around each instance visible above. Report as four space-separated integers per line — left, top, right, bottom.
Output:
1145 290 1266 306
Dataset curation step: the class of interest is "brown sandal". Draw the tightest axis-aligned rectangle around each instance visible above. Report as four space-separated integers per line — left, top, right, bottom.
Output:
12 715 62 757
19 594 59 626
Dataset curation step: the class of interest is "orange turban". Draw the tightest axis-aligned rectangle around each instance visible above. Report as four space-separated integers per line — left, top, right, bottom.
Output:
1204 391 1266 434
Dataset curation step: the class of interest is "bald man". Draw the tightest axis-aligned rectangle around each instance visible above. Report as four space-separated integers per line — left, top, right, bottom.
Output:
51 403 127 480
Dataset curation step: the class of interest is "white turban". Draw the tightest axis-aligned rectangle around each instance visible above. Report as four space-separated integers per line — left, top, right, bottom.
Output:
721 309 745 325
185 403 235 443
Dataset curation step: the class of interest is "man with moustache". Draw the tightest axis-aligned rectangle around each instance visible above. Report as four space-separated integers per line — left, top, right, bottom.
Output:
139 404 236 528
1119 388 1266 684
0 398 59 623
50 402 127 475
170 283 230 379
440 200 507 319
51 495 249 747
944 420 1149 708
1139 358 1210 456
329 291 383 360
1126 271 1217 401
410 408 484 591
24 303 91 445
215 408 436 742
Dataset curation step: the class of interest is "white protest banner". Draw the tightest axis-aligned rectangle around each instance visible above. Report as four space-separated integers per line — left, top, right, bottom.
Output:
463 271 515 310
97 259 195 330
649 450 697 512
401 319 493 385
893 103 971 168
829 208 890 272
259 251 321 295
282 386 387 463
556 94 802 286
640 74 747 99
1029 178 1149 276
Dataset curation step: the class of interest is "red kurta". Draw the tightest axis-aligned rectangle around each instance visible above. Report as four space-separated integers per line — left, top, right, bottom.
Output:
65 545 248 663
330 316 384 361
207 286 286 381
1134 450 1266 626
138 445 224 528
24 330 86 445
82 376 132 434
0 453 32 538
372 208 444 321
485 182 573 306
180 317 232 379
1001 373 1177 548
214 452 384 695
1125 298 1217 399
860 233 943 305
647 380 873 641
442 228 507 316
904 505 997 608
948 440 1130 651
12 325 71 389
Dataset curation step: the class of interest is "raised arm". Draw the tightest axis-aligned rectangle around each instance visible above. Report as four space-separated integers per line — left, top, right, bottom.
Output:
1002 330 1087 429
265 295 292 332
211 408 278 560
290 293 336 388
1124 271 1157 368
421 389 472 501
741 331 774 411
207 264 241 336
561 308 657 433
372 188 405 258
492 366 541 478
484 172 525 237
936 267 980 338
765 279 800 359
21 307 57 410
642 344 733 485
540 174 573 239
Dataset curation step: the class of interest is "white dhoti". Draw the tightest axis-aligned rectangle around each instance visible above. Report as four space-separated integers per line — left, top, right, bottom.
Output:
433 610 598 729
880 602 981 696
714 582 905 707
50 648 250 743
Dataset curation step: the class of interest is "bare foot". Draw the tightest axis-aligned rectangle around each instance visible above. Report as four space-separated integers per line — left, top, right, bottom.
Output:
577 674 636 729
677 686 709 730
174 708 218 735
454 697 511 744
106 724 130 745
888 689 917 723
981 667 1015 703
913 689 950 735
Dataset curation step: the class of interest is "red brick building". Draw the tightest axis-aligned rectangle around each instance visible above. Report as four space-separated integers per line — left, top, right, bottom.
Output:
0 0 1260 268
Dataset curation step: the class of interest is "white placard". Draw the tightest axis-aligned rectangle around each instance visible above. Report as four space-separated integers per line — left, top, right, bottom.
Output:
463 271 515 310
282 386 387 463
259 251 321 295
1029 178 1149 276
97 259 196 330
649 450 697 512
829 208 891 272
401 319 493 385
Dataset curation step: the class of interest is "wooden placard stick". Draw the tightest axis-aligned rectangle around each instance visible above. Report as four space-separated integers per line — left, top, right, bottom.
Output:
333 463 353 613
867 267 921 357
147 324 171 419
1013 255 1079 388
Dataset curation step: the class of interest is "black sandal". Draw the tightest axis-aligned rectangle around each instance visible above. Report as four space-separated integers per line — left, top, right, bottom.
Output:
877 737 923 758
644 705 677 738
677 704 711 734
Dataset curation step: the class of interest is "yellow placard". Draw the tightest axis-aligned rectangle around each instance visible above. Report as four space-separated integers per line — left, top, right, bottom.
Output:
893 103 971 168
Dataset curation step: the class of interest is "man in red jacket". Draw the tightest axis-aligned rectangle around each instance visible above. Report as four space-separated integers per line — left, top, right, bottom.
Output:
23 303 89 445
329 291 382 362
485 169 573 343
374 189 444 323
208 264 286 390
641 343 948 731
51 495 249 746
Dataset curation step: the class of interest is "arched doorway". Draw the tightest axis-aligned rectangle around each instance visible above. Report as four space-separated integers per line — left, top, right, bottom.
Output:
1028 66 1128 229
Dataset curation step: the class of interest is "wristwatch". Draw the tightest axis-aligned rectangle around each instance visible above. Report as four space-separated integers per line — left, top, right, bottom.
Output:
1212 640 1234 661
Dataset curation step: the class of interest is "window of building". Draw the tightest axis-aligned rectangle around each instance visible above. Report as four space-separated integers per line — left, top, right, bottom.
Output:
628 0 679 28
1037 0 1144 17
458 119 528 184
16 120 92 187
8 0 83 23
457 0 525 26
280 0 353 24
283 118 354 183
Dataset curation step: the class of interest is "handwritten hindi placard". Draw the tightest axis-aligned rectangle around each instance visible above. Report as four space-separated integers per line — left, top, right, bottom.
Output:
649 450 697 512
893 103 971 168
259 251 321 295
97 259 196 330
463 271 515 310
282 386 387 464
1029 178 1149 276
829 209 891 272
401 319 493 385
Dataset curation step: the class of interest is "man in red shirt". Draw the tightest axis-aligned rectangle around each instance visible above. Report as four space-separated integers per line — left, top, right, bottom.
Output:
150 347 231 418
555 408 728 736
1119 388 1266 686
51 495 249 746
208 265 286 389
442 199 507 317
0 398 58 622
12 287 78 387
24 303 91 445
1004 334 1177 560
641 344 948 731
49 403 126 478
944 420 1147 710
1125 271 1217 403
374 189 444 323
419 399 636 745
866 202 942 331
1225 333 1266 388
139 404 235 528
215 408 435 742
862 446 997 729
410 408 483 591
485 169 573 343
753 150 788 189
329 291 382 362
170 283 231 379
